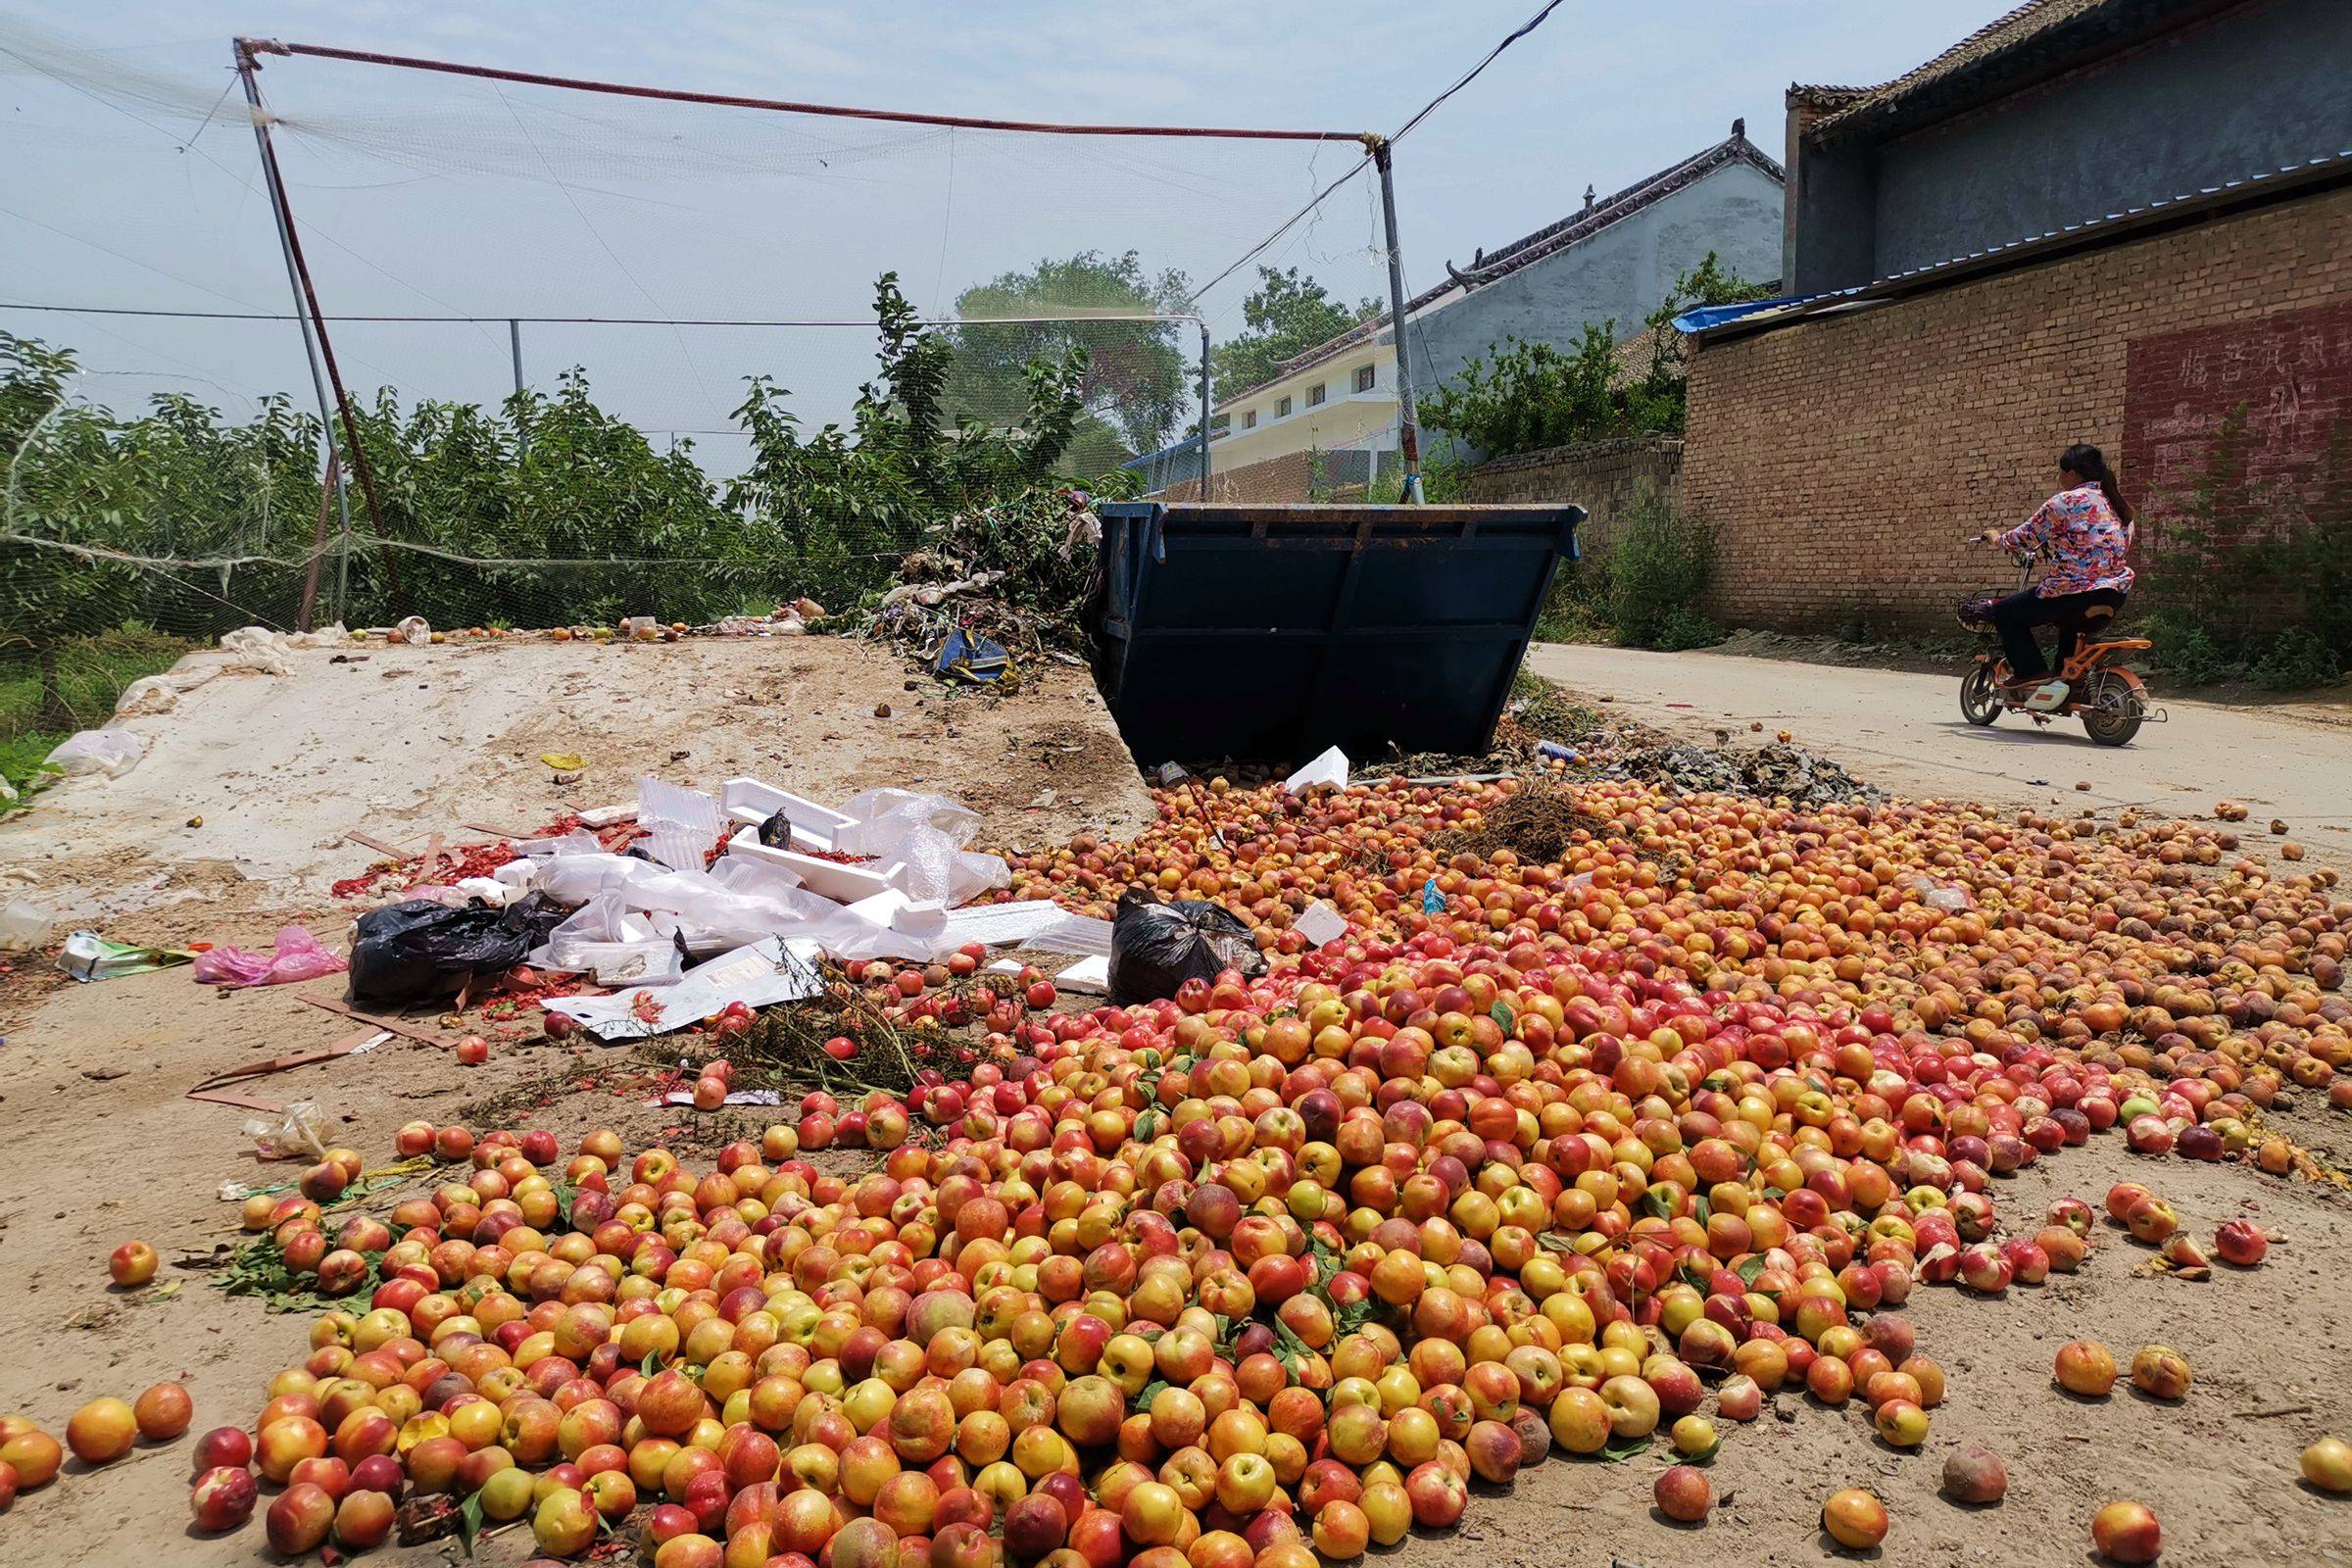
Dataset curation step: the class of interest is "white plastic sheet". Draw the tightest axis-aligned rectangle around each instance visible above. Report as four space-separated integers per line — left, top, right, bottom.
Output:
832 789 1005 905
46 727 146 779
545 938 824 1040
0 899 56 954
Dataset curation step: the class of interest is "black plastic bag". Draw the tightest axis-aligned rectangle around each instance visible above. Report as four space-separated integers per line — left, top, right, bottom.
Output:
757 808 796 849
1107 888 1265 1005
349 894 566 1006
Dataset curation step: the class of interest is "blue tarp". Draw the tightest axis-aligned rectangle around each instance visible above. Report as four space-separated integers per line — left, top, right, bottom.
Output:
1670 295 1822 334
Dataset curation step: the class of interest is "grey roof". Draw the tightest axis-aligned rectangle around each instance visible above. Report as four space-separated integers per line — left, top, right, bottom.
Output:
1692 147 2352 341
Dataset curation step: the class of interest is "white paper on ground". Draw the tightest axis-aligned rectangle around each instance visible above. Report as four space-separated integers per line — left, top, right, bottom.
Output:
576 942 685 986
576 804 637 829
938 901 1075 947
657 1087 783 1107
545 937 823 1040
1282 745 1348 793
1295 901 1348 947
1054 954 1111 994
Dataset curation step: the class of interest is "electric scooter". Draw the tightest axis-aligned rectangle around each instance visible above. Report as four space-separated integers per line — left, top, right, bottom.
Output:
1956 542 2159 747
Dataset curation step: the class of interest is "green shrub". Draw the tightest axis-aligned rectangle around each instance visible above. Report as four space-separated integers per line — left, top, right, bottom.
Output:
1607 492 1716 650
2146 612 2231 685
1421 254 1769 460
1655 605 1723 651
2252 626 2341 690
1534 551 1611 643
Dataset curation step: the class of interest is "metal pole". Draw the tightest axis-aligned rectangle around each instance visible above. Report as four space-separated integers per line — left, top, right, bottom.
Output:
1197 323 1212 499
510 318 527 459
234 39 355 616
1371 137 1424 504
234 38 403 609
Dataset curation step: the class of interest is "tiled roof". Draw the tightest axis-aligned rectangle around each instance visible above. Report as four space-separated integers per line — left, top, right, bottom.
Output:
1212 127 1785 412
1442 127 1785 292
1786 83 1870 111
1809 0 2162 137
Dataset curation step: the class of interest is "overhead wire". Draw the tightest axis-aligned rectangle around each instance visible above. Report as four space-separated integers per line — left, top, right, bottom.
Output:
1193 0 1570 308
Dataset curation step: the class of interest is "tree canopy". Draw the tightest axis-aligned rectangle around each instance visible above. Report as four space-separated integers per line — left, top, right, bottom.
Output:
948 251 1193 459
1208 267 1382 403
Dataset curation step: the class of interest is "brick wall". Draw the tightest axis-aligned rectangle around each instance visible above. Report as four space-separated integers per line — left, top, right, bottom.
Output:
1460 434 1683 556
1684 184 2352 633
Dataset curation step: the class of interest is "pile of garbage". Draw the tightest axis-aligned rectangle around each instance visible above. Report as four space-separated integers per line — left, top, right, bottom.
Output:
857 488 1105 679
336 774 1126 1041
1605 740 1881 807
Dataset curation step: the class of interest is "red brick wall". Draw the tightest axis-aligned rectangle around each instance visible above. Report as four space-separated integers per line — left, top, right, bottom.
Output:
1684 185 2352 633
2123 297 2352 553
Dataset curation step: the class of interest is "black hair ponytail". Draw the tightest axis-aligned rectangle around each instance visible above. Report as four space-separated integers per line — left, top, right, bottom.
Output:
2060 442 2133 525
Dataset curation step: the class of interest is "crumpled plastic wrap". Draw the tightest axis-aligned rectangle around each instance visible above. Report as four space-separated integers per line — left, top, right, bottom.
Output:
245 1100 330 1160
835 788 1006 905
193 925 348 987
45 727 147 779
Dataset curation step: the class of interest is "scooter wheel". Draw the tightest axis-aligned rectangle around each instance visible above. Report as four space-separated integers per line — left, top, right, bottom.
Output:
2080 670 2143 747
1960 666 2003 727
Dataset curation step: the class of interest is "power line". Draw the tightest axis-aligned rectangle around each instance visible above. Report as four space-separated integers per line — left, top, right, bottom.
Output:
1194 0 1570 306
0 302 1204 327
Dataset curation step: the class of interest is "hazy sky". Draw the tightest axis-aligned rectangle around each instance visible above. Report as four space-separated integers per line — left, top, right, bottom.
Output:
1 1 2021 456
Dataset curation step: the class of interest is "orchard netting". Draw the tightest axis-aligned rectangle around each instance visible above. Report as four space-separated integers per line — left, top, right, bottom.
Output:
1 24 1395 728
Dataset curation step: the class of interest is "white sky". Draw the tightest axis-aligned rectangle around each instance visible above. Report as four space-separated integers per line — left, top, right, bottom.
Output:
0 1 2020 460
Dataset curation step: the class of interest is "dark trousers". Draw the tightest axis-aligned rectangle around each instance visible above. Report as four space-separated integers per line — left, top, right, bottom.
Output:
1990 587 2128 682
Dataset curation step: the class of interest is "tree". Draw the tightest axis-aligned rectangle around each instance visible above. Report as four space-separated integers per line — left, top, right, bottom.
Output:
1208 267 1382 402
1422 253 1771 458
948 251 1192 460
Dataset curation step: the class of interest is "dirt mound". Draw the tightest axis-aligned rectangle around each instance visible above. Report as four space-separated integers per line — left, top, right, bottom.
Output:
1436 784 1614 864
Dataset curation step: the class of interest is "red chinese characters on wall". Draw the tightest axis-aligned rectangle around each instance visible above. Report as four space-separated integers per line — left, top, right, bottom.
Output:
2122 299 2352 548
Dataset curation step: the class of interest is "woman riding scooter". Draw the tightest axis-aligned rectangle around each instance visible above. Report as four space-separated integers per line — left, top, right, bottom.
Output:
1973 443 2135 700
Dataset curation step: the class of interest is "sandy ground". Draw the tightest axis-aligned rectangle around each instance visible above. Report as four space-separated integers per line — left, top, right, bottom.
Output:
1527 642 2352 859
0 636 1153 943
3 638 2351 1568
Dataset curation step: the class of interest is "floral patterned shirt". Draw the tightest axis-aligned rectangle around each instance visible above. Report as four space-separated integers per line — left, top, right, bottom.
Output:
1999 483 2135 597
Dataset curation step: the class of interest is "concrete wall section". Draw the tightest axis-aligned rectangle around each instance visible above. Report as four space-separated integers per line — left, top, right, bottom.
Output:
1870 0 2352 280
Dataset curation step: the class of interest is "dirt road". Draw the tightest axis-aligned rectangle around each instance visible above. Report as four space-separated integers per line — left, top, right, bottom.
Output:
1527 642 2352 858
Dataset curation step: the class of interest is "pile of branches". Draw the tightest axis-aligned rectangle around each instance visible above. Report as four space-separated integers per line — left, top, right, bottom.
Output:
858 487 1107 665
730 965 923 1097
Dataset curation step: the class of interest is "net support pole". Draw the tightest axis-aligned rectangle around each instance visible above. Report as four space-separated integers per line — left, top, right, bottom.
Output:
231 42 356 618
1197 324 1213 497
510 318 527 460
1371 137 1424 504
233 37 403 609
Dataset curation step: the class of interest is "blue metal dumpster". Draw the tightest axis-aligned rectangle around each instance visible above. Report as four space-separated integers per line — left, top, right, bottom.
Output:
1093 501 1583 765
